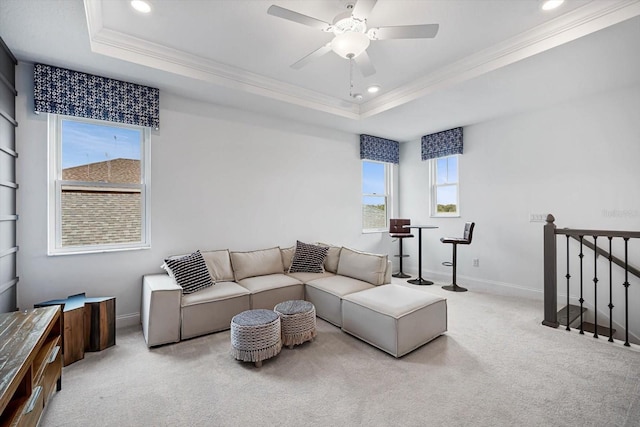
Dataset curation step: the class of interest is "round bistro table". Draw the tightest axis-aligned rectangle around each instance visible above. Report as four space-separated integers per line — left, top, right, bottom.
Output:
404 225 439 285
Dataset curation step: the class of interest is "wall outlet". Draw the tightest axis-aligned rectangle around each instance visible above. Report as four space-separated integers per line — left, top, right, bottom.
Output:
529 213 547 223
472 258 479 267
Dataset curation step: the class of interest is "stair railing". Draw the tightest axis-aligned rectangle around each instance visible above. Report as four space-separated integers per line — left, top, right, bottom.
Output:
543 214 640 346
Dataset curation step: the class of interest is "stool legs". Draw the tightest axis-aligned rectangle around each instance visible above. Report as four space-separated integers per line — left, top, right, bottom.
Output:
393 238 411 279
442 243 467 292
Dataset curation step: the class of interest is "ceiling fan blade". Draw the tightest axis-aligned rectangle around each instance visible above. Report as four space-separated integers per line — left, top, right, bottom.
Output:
371 24 440 40
351 0 378 21
267 5 331 31
291 44 333 70
354 51 376 77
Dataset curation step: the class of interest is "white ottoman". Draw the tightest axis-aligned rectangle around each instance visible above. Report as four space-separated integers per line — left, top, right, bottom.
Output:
341 284 447 358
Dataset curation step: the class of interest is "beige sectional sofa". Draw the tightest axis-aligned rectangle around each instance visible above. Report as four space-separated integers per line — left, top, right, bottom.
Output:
142 245 390 346
142 243 446 357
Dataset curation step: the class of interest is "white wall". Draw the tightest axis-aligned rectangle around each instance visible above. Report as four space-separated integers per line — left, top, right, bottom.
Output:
399 83 640 335
16 56 640 334
15 63 389 324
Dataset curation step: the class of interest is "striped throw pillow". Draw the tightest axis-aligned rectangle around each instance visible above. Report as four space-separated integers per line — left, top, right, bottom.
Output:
164 250 214 294
289 241 329 273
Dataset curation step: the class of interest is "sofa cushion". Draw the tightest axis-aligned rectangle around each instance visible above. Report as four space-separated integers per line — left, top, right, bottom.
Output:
305 275 375 298
181 281 251 340
317 243 342 273
181 281 250 307
286 271 335 283
305 275 376 327
280 246 295 271
237 274 302 293
230 247 284 281
163 250 214 294
336 247 387 286
289 240 328 273
201 249 234 282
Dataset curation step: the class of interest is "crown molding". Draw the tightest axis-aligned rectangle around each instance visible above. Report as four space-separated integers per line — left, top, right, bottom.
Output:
83 0 640 121
83 0 102 40
360 0 640 118
83 0 360 119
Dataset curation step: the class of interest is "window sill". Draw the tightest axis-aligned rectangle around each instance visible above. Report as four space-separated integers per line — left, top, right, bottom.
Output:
48 244 150 256
362 229 387 234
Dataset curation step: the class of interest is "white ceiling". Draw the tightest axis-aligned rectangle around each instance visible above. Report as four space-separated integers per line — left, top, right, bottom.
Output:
1 0 639 140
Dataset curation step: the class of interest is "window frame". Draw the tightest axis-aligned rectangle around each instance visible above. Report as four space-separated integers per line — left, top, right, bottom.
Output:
47 114 151 255
362 159 393 233
430 154 460 218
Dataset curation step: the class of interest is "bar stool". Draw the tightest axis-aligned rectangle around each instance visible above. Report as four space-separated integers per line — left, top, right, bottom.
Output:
441 222 475 292
389 219 414 279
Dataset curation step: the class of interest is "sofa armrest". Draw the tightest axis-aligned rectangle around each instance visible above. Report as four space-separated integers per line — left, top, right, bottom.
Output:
384 260 392 284
141 274 182 347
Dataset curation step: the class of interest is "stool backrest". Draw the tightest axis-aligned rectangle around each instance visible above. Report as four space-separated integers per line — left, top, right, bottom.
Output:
463 222 475 244
389 219 411 234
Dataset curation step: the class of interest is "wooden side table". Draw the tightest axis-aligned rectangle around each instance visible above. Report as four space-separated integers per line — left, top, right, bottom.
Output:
35 293 116 366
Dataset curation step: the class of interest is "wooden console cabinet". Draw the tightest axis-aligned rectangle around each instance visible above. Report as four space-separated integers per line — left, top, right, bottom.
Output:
0 307 63 427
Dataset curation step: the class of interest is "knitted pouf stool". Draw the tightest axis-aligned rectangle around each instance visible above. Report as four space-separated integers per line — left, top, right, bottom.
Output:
274 300 316 349
230 309 282 368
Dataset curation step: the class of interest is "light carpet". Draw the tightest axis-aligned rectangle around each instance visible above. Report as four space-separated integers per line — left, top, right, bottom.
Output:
40 281 640 427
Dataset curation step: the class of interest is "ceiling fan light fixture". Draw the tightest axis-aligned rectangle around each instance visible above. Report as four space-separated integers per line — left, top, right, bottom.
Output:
541 0 564 11
130 0 151 13
330 31 370 59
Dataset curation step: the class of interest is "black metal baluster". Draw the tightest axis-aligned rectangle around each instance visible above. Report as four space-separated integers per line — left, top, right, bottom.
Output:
593 235 598 338
565 235 571 331
608 237 614 342
579 236 584 335
623 238 630 347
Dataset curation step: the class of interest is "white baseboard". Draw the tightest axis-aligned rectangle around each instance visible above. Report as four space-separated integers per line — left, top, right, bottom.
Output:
116 312 140 329
407 268 544 300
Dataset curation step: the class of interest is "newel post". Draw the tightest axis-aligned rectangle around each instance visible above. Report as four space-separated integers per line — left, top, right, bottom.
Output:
542 214 559 327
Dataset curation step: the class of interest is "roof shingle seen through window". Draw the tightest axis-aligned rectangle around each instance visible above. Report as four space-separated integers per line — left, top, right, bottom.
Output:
61 159 142 247
62 158 140 184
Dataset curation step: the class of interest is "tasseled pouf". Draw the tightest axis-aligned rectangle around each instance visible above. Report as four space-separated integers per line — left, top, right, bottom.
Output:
274 300 316 349
230 309 282 368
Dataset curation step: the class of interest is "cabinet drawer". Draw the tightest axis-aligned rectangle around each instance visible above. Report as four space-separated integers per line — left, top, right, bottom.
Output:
41 345 62 402
16 386 44 427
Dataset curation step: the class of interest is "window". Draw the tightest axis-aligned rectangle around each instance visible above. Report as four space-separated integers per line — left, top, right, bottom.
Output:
362 160 391 232
48 115 151 254
431 155 459 216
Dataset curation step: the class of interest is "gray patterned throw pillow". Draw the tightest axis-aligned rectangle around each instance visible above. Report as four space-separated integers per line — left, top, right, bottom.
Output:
164 250 214 294
289 241 329 273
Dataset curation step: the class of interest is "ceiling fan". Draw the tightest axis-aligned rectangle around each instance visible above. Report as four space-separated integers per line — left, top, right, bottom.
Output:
267 0 439 77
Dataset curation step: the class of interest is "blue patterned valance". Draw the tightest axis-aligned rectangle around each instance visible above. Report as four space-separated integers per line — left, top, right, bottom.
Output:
34 63 160 129
360 134 399 164
421 127 463 160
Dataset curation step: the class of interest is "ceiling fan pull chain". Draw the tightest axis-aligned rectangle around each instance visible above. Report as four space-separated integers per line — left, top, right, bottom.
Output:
348 54 354 98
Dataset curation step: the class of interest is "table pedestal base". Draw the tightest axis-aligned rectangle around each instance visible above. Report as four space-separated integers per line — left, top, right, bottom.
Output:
442 284 468 292
393 272 411 279
408 278 433 286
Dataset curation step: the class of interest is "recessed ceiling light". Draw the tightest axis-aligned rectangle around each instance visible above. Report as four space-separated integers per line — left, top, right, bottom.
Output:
367 85 381 94
131 0 151 14
541 0 564 11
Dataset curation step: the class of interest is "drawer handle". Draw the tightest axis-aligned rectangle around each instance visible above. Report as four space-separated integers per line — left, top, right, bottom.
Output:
47 345 60 364
23 386 43 414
